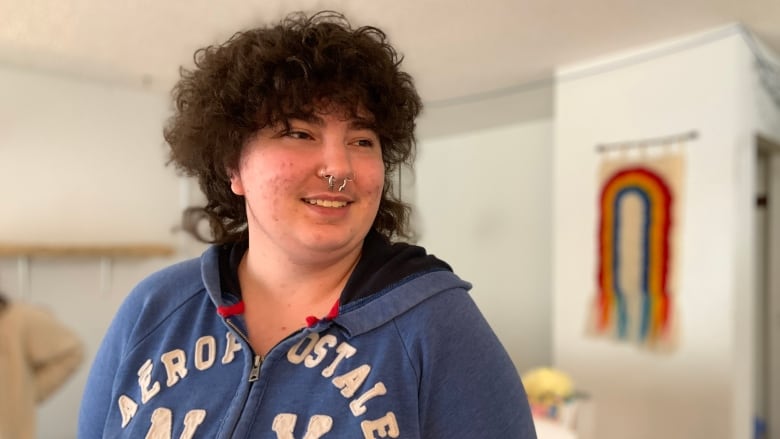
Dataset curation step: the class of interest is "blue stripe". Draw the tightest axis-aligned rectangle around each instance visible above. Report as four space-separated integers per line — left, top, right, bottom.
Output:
612 187 651 341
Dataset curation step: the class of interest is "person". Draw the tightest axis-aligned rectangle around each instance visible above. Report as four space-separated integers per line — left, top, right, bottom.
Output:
0 292 84 439
78 10 537 438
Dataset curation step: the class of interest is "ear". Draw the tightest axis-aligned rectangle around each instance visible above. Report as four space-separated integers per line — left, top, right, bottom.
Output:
228 170 245 196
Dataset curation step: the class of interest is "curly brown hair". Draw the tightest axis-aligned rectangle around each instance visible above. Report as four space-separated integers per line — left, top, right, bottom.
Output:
164 10 422 244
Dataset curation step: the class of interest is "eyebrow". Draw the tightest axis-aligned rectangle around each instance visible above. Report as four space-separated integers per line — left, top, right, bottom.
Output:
348 118 378 131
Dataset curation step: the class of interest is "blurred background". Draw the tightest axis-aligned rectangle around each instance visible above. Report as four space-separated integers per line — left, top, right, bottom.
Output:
1 1 779 438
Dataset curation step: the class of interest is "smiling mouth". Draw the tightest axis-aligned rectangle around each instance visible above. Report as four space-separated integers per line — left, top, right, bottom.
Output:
304 199 349 208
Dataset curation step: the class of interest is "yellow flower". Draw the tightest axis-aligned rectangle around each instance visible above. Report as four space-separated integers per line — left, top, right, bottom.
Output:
521 367 574 405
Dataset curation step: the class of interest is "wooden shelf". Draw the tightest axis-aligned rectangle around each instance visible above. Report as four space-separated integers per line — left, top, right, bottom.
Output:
0 244 176 258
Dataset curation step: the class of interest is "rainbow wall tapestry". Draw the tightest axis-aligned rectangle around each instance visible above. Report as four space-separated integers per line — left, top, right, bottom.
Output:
588 152 684 351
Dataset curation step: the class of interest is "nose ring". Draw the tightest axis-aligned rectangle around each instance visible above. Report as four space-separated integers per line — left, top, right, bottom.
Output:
323 175 351 192
337 178 352 192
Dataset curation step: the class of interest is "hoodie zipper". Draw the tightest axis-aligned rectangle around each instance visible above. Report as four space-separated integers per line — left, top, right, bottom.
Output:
248 354 262 382
222 314 321 436
221 316 264 438
224 318 263 382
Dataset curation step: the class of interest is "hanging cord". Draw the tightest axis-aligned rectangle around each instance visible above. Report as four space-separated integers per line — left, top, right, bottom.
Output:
595 130 698 153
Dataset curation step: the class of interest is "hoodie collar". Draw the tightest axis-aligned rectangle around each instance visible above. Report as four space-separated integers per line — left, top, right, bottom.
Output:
205 229 454 322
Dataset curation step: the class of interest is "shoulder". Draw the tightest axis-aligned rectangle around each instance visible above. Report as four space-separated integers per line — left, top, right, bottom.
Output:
335 269 470 336
126 253 206 306
110 251 213 344
393 275 536 436
395 271 482 330
391 270 507 357
392 271 520 384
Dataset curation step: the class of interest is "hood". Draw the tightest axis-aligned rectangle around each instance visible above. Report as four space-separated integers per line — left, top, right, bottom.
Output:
200 229 467 335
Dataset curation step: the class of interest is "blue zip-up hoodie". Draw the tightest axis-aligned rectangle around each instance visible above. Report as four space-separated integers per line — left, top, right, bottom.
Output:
78 231 537 438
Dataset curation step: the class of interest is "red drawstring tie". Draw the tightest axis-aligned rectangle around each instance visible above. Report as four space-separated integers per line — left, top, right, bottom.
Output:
219 299 339 328
217 301 245 318
306 300 340 327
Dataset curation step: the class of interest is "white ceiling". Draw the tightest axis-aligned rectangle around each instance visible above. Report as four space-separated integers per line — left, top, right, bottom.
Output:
1 0 779 103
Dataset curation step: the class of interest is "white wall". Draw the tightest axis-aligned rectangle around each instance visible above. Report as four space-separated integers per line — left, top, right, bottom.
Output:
552 25 778 439
0 66 180 244
415 86 554 374
0 65 205 438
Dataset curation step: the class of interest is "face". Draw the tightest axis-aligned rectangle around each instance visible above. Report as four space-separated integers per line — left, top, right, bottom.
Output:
229 111 385 264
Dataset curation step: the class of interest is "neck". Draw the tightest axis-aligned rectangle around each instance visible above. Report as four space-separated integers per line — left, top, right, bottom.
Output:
238 242 362 305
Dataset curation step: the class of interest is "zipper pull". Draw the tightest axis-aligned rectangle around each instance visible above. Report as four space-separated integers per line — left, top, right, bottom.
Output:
249 355 262 382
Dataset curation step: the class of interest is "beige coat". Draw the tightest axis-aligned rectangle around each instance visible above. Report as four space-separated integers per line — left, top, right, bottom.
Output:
0 301 84 439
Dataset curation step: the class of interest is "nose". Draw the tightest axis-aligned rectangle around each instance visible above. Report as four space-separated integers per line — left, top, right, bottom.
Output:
319 134 354 181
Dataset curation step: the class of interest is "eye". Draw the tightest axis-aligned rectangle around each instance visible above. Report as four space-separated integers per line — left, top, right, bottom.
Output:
283 130 314 140
353 138 376 148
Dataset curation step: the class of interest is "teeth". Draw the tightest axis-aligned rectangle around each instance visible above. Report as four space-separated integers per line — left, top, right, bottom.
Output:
306 199 348 208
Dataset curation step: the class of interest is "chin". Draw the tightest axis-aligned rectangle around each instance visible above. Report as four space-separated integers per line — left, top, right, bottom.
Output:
300 229 365 253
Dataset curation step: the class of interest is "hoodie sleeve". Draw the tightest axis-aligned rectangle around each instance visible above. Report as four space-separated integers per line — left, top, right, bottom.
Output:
21 303 85 403
397 288 538 438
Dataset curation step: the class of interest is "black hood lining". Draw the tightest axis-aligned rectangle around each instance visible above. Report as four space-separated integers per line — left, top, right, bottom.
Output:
218 229 451 306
